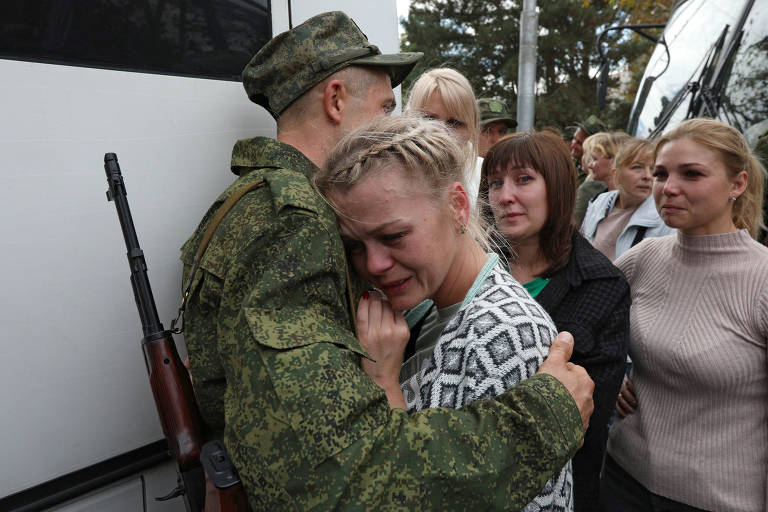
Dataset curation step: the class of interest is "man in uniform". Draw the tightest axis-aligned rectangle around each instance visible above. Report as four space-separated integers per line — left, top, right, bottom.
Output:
181 11 594 511
477 97 516 157
569 114 606 179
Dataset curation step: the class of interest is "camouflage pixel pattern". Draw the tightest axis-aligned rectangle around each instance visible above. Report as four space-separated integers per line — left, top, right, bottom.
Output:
477 97 517 128
241 11 421 119
575 114 606 136
180 137 585 510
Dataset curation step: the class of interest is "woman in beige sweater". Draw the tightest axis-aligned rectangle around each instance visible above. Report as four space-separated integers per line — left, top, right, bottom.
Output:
602 118 768 512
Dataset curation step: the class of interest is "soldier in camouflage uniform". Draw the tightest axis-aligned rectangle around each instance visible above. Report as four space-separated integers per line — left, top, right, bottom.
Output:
477 98 516 158
181 11 593 511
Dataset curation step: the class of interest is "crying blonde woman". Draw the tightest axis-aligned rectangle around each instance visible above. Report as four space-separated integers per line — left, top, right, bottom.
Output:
314 114 575 511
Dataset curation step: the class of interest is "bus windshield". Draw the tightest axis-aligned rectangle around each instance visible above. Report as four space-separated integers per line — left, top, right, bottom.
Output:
717 1 768 133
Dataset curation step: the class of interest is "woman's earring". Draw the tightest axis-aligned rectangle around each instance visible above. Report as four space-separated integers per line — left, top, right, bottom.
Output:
730 196 737 202
459 224 467 234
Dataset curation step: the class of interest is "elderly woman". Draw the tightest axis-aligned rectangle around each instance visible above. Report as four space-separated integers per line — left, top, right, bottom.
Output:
573 132 630 224
603 118 768 512
315 115 575 511
581 138 675 260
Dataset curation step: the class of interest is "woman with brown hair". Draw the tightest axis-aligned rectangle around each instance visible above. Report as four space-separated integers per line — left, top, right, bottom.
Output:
603 118 768 511
481 131 630 511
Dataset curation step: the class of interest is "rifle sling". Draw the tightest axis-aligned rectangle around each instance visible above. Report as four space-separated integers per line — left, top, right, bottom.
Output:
172 176 359 337
172 178 265 332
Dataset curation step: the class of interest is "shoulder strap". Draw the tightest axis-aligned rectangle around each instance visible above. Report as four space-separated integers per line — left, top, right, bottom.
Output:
171 178 264 332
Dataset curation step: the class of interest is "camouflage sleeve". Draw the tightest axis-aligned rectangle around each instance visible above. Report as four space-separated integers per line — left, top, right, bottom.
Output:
222 207 583 511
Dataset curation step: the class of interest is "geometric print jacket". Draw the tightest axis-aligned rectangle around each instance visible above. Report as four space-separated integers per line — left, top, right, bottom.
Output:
401 258 574 511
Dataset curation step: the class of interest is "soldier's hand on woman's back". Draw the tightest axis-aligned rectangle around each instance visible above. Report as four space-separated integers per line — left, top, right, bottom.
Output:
357 291 410 409
537 331 595 434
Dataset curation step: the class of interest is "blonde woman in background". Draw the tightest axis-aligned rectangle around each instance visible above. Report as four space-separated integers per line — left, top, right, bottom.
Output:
581 138 675 260
406 67 482 208
573 132 630 224
603 118 768 512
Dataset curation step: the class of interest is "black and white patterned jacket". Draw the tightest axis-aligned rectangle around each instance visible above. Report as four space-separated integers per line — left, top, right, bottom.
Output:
401 258 574 512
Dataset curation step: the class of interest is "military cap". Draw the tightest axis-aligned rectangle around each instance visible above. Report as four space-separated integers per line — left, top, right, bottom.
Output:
574 114 606 136
242 11 422 119
477 98 517 128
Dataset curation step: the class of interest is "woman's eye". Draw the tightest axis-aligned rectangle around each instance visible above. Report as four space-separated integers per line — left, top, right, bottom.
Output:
382 232 405 243
488 179 503 189
652 170 667 180
345 241 365 254
684 170 702 178
446 119 465 129
518 175 532 184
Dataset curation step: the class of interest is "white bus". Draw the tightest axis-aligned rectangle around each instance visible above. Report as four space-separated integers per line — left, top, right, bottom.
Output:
0 1 401 510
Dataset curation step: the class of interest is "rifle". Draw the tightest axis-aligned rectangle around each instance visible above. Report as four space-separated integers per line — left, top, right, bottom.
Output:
104 153 246 512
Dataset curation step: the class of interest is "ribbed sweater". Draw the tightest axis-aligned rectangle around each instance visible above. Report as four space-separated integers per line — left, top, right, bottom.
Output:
607 230 768 512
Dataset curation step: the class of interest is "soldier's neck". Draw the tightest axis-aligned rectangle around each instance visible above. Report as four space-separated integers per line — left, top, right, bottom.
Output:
277 129 329 169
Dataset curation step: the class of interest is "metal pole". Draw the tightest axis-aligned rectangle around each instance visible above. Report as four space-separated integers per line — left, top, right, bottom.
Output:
517 0 538 131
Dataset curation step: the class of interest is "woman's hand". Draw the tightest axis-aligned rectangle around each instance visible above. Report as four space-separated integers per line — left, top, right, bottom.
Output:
615 375 637 418
357 291 410 409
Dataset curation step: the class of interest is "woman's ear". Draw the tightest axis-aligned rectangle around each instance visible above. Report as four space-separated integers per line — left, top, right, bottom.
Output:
448 181 470 227
730 169 748 199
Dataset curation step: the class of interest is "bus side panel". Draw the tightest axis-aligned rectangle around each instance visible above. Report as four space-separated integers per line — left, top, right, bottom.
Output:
0 59 271 497
0 0 400 505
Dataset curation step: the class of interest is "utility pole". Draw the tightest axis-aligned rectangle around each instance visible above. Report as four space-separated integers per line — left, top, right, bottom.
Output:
517 0 538 131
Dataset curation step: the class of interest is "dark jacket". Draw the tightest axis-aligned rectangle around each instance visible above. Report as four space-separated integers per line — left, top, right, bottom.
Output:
536 231 630 512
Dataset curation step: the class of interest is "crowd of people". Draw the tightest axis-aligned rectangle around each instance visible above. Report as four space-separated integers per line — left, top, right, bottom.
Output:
179 10 768 512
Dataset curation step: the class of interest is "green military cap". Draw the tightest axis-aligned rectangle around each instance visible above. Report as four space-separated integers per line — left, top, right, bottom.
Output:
575 114 606 136
242 11 422 119
477 98 517 128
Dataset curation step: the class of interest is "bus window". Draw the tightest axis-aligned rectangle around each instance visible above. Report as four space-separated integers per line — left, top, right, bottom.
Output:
0 0 271 80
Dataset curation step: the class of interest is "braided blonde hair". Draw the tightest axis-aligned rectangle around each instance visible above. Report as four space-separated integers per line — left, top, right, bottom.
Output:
314 113 490 249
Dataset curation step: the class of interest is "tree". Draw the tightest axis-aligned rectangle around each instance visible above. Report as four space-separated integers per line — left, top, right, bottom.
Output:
401 0 674 132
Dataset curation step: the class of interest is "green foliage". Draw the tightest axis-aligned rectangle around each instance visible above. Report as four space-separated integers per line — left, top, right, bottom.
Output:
401 0 674 132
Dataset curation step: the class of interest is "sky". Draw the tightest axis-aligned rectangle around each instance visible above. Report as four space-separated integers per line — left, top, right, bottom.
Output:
396 0 410 34
396 0 410 17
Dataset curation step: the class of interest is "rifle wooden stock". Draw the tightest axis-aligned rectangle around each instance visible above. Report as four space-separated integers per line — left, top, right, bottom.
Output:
143 331 204 471
201 440 247 512
204 482 249 512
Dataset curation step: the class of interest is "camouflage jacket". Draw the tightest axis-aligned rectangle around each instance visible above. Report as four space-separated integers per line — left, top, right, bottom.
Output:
180 137 585 511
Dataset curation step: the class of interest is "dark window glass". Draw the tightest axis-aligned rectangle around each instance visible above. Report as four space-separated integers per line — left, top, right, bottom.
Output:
0 0 271 80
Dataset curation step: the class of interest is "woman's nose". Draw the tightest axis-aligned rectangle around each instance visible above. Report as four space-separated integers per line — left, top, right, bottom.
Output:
495 182 518 205
365 244 394 275
662 176 680 195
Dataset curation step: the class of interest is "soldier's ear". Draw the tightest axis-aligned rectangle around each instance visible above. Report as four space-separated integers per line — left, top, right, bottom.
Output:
323 79 346 125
